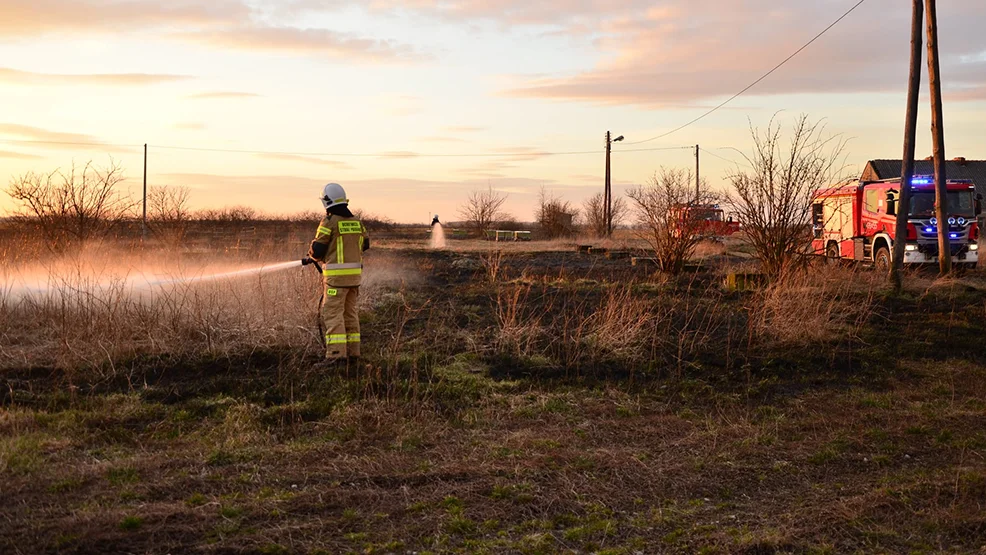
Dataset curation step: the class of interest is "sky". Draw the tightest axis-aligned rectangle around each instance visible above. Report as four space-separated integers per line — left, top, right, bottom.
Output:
1 0 985 223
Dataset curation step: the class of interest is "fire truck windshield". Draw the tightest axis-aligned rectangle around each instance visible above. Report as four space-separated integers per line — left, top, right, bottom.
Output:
692 209 723 221
909 191 975 218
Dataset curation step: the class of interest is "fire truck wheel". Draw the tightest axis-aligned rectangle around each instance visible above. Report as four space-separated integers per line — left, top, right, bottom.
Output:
874 246 891 273
825 242 840 264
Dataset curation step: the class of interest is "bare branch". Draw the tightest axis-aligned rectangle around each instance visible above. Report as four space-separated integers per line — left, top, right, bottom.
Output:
627 167 718 274
458 185 510 237
728 114 851 276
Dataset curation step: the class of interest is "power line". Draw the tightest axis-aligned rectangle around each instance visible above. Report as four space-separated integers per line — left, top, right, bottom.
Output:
151 143 601 157
151 143 696 158
625 0 869 145
0 136 695 158
614 146 695 154
699 147 750 168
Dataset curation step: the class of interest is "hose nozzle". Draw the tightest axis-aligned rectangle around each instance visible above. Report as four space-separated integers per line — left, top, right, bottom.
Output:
302 257 323 273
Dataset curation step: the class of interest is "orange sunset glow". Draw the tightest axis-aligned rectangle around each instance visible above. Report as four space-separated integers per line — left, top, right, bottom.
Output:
2 0 986 222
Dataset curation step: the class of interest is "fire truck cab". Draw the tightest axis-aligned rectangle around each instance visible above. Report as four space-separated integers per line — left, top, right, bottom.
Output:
811 176 982 270
670 204 741 238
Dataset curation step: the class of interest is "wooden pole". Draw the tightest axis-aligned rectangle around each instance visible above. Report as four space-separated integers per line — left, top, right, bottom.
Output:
890 0 924 291
142 143 148 241
605 131 612 236
695 145 700 204
926 0 950 274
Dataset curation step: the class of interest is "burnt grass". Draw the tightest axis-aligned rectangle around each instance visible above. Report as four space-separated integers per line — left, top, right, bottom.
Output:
3 247 986 554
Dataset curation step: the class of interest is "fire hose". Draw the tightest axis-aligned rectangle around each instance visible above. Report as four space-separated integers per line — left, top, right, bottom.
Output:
301 257 325 343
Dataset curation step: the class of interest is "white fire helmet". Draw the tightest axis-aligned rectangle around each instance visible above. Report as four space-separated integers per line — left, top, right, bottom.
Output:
320 183 348 210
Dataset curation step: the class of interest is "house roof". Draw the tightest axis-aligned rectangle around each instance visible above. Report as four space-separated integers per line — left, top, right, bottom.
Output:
865 159 986 193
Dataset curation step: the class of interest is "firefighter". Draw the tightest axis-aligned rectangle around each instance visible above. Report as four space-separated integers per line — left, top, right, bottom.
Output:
308 183 370 363
432 214 440 227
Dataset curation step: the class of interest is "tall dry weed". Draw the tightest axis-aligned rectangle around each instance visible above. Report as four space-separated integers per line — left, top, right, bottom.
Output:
749 265 878 347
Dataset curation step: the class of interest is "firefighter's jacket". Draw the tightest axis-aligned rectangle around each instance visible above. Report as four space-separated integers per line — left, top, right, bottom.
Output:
309 214 369 288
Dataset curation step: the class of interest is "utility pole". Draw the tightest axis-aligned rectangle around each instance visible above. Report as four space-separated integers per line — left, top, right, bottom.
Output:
142 143 148 241
695 144 700 204
604 131 612 236
603 131 624 236
926 0 950 274
891 0 924 291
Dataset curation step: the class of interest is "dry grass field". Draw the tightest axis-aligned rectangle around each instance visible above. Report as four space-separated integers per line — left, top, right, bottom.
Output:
2 228 986 554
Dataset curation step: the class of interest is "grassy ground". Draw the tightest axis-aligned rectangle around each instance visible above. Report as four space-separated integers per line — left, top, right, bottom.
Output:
2 240 986 554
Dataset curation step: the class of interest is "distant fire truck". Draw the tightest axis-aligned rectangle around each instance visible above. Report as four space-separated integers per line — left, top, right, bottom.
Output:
811 176 982 270
670 204 741 238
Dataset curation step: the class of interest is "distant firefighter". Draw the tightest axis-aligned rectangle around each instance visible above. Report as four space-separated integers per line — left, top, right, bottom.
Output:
432 215 441 226
308 183 370 364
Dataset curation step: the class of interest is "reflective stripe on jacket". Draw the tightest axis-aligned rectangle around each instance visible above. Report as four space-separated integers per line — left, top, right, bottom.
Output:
310 215 368 287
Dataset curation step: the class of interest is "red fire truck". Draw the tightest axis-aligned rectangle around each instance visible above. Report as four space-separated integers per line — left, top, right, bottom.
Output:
670 204 741 238
811 176 982 270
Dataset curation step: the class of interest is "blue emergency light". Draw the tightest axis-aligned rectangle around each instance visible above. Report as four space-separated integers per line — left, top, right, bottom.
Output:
912 178 932 185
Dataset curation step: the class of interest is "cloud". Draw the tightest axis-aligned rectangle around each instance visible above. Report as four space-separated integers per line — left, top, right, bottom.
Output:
0 1 422 62
946 85 986 102
180 26 425 62
187 91 262 100
496 1 986 107
0 0 247 37
0 123 99 144
0 150 43 160
419 136 469 143
0 123 137 153
256 153 352 169
0 67 192 86
377 151 422 159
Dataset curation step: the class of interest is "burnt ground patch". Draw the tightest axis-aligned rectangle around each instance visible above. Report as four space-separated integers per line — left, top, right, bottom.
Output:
4 246 986 553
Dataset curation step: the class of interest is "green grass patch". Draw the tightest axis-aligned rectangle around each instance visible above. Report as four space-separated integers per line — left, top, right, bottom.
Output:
119 515 143 531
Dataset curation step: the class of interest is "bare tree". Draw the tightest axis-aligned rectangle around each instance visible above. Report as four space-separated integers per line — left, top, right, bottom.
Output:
536 186 579 239
583 192 627 237
5 160 133 245
458 185 508 237
147 185 192 244
627 167 716 274
729 115 849 277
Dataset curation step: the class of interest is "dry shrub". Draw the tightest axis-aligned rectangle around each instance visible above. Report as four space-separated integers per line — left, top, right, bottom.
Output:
583 192 628 238
495 285 546 358
491 276 731 377
482 249 506 284
728 114 850 276
536 187 579 239
584 286 654 357
627 167 718 274
459 186 509 238
750 265 878 346
5 160 134 246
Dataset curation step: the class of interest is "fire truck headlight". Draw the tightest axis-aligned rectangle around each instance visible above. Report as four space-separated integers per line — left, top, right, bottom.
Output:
948 217 957 226
971 244 979 251
905 244 919 252
958 217 967 225
931 218 938 225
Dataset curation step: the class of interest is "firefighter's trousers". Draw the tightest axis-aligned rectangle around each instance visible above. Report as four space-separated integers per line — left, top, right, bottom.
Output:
321 286 360 360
